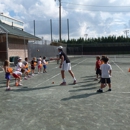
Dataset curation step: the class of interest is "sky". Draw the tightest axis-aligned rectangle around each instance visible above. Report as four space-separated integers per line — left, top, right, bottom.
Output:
0 0 130 41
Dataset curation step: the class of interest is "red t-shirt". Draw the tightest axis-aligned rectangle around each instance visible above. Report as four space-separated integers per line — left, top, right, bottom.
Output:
96 60 101 69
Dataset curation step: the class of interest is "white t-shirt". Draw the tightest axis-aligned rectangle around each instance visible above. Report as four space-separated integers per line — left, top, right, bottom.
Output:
16 62 23 71
42 60 46 65
100 63 112 78
38 61 41 65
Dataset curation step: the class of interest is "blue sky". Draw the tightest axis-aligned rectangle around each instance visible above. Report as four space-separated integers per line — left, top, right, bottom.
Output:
0 0 130 41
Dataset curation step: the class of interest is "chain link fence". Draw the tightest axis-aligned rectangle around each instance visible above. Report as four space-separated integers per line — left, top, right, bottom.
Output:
28 40 67 61
67 43 130 56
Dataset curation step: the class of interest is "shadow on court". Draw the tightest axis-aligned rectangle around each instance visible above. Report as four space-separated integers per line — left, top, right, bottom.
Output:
61 92 101 101
80 83 98 87
69 87 97 92
11 85 58 92
81 75 95 78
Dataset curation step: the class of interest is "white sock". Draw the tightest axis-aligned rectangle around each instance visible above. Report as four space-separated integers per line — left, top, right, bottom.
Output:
63 79 66 82
73 77 76 81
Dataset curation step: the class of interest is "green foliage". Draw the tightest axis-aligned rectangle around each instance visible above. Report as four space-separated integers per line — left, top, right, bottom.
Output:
61 35 130 44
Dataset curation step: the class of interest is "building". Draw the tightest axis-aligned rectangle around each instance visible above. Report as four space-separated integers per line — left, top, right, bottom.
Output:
0 20 41 62
0 13 24 30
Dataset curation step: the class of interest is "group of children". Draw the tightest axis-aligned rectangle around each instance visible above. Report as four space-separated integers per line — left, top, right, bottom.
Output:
95 55 112 93
3 56 47 91
31 56 47 76
3 51 112 92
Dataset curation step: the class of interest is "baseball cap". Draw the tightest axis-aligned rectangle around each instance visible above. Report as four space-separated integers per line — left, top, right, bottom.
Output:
18 58 22 60
57 46 63 49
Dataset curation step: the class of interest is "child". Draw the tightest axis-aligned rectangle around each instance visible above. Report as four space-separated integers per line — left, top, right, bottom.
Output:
23 57 31 79
100 55 106 65
97 55 106 83
43 56 47 73
3 60 12 90
16 58 24 71
37 58 42 73
31 57 37 76
97 57 112 93
12 69 25 86
95 56 101 81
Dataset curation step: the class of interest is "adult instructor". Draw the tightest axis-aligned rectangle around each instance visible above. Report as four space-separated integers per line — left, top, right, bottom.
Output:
50 46 76 85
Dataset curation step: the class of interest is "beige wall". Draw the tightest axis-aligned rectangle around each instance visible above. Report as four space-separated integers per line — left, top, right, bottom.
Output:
8 37 28 61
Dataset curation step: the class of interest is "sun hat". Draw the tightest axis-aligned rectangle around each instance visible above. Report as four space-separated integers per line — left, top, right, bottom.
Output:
57 46 63 49
18 58 22 60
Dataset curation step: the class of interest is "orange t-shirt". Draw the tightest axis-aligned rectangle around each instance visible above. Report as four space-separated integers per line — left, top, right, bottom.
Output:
101 60 104 65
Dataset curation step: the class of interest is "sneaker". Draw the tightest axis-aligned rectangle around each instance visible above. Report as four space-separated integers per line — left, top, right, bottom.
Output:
32 74 34 76
97 89 103 93
24 77 28 80
6 87 11 91
73 80 76 85
108 88 111 91
94 78 98 81
18 84 23 86
60 82 66 85
28 75 31 78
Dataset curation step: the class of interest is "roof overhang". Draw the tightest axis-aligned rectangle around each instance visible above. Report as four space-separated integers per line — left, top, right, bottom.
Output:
8 34 41 41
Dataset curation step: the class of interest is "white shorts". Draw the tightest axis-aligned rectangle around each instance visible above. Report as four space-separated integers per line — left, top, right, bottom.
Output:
13 71 22 76
61 61 71 71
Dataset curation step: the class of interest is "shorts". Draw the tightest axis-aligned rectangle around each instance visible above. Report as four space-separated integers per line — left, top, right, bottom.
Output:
38 65 42 69
101 78 111 84
13 71 22 76
31 67 35 70
61 61 71 71
96 68 101 75
43 65 47 69
12 71 22 78
5 73 10 80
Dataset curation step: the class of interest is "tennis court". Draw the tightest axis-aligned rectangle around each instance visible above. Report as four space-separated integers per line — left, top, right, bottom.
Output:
0 55 130 130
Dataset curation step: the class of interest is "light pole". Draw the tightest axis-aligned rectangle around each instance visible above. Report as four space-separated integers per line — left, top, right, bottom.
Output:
124 30 129 38
84 34 88 40
55 0 62 42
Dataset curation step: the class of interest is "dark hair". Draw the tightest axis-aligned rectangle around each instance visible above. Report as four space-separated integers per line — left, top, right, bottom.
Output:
25 57 28 61
43 56 46 59
96 56 100 60
4 60 10 66
101 55 106 60
102 57 109 63
21 68 25 73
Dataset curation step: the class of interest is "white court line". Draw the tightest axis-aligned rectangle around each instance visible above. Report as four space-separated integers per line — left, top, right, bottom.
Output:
112 60 125 73
34 58 87 87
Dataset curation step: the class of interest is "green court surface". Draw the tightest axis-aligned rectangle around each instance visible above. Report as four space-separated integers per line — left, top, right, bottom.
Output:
0 56 130 130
